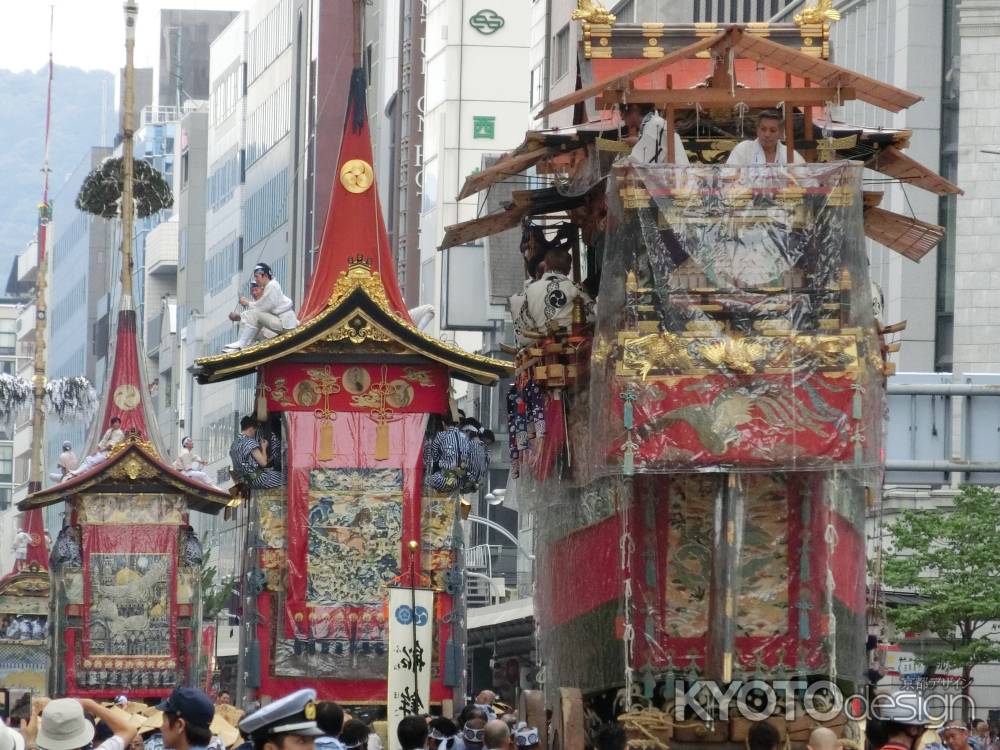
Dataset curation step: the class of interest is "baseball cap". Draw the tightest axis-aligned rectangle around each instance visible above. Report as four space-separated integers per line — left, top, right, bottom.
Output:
36 699 96 750
156 686 215 729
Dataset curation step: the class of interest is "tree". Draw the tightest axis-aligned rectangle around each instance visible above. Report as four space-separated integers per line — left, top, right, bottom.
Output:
200 542 235 622
881 485 1000 698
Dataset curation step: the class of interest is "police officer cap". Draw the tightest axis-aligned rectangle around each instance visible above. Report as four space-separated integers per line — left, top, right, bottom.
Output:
238 689 324 738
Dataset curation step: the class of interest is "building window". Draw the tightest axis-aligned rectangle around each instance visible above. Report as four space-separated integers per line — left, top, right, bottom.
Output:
206 234 241 297
246 79 292 169
210 61 243 127
0 319 16 355
209 148 241 212
365 42 374 86
242 167 289 250
693 0 795 22
0 445 13 484
248 0 292 83
530 63 545 109
553 25 570 82
936 0 960 372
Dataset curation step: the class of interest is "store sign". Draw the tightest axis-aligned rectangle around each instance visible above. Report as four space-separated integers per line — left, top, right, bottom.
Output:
387 588 434 750
469 9 505 34
473 116 496 139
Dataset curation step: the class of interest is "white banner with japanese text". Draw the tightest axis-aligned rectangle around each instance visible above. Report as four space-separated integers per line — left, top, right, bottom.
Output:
387 587 434 750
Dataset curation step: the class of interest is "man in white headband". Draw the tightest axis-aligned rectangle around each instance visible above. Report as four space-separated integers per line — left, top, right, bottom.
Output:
224 262 299 351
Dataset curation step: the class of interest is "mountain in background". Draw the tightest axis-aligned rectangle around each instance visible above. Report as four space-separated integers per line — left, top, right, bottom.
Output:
0 65 115 275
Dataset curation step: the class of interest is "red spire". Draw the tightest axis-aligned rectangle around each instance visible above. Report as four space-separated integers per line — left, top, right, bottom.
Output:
299 69 411 321
96 308 150 441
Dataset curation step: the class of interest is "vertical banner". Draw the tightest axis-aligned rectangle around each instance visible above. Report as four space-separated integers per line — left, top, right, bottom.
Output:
387 587 434 750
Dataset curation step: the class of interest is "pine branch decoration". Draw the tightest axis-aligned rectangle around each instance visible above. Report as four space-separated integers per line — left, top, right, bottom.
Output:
75 157 174 219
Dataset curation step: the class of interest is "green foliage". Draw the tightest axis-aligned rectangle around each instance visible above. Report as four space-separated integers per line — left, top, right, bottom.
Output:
75 156 173 219
200 541 235 622
882 485 1000 673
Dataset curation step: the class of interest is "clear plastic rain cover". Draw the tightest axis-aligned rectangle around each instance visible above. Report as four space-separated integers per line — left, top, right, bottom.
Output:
526 161 877 704
588 161 883 476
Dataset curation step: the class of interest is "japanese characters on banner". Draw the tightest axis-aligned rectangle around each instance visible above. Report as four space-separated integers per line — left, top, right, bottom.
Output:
387 587 434 750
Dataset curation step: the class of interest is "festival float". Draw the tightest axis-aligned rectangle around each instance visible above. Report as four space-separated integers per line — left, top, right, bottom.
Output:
443 4 960 747
0 10 101 699
192 69 510 711
17 2 234 698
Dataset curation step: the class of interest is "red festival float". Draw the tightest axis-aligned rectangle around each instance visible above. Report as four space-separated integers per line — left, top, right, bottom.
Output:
19 302 234 698
193 71 510 707
442 5 959 747
18 3 235 696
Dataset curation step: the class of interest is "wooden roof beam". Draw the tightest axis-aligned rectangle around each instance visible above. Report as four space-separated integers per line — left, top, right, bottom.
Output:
731 31 921 112
537 29 729 118
597 86 855 108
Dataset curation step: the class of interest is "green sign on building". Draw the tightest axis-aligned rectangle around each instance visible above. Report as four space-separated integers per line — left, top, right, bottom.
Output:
469 9 505 34
473 116 496 139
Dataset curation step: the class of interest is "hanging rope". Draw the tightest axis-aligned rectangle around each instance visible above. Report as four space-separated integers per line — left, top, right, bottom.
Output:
824 520 840 681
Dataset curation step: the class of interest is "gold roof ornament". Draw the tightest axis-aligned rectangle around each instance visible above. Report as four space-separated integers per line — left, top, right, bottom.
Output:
572 0 616 26
327 257 390 309
794 0 840 25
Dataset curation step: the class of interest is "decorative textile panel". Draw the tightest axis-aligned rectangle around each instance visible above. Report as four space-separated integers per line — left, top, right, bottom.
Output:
82 525 178 662
265 412 429 696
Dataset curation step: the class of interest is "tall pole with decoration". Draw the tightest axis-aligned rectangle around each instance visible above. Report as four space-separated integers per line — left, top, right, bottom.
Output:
21 6 56 571
121 0 138 303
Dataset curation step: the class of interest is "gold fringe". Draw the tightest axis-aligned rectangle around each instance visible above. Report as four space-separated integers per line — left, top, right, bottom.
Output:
318 419 335 461
375 420 390 460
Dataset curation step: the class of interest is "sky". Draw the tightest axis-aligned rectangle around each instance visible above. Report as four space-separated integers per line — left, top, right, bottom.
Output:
0 0 247 74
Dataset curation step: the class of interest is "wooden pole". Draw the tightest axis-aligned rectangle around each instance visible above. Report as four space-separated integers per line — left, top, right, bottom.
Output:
665 74 675 165
121 1 138 306
785 73 794 163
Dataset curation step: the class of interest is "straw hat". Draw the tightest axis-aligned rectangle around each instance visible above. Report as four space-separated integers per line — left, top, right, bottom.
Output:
210 714 241 749
139 711 164 736
105 707 145 731
214 705 244 728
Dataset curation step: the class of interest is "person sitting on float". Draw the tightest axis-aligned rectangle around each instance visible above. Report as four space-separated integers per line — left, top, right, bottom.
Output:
515 247 594 340
726 109 805 166
229 414 284 488
49 440 79 482
62 419 124 481
426 414 473 492
622 102 689 165
173 436 215 486
230 281 279 340
224 263 298 351
98 416 126 451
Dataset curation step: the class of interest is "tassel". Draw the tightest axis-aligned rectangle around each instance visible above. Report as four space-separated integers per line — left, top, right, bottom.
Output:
349 68 368 133
318 419 335 461
256 386 268 422
375 419 390 460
